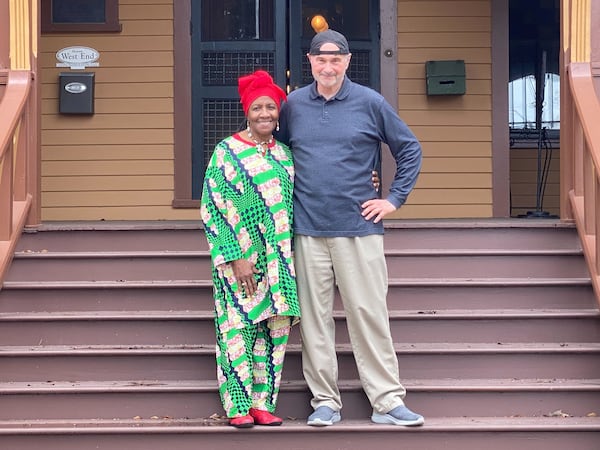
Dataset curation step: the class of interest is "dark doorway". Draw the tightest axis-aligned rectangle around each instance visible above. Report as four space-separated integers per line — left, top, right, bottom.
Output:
190 0 380 198
508 0 560 217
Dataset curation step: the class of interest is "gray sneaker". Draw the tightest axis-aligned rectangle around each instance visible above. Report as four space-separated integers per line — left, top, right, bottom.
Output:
371 405 425 426
307 406 341 426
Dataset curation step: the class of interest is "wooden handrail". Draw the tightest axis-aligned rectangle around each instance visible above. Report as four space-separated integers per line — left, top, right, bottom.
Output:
566 62 600 307
0 69 33 288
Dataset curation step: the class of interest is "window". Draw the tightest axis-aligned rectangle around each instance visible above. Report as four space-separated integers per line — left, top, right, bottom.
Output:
41 0 121 33
509 73 560 131
508 0 560 142
201 0 274 41
301 0 370 39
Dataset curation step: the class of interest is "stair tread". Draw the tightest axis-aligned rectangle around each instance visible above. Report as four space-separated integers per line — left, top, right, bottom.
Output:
13 248 583 256
0 416 598 434
13 251 208 258
1 342 599 355
386 249 583 256
0 308 596 320
388 277 592 285
2 277 592 289
28 218 570 231
1 378 599 393
1 280 210 289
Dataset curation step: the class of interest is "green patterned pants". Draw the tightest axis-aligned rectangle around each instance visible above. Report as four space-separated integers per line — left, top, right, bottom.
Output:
215 316 292 418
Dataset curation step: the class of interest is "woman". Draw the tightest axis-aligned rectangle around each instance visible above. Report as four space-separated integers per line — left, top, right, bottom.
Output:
200 70 300 428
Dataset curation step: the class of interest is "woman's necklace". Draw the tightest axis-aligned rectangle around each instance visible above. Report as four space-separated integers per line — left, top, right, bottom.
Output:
247 129 273 156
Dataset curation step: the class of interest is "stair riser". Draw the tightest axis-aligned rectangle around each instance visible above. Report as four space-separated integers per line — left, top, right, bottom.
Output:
1 317 598 345
17 226 581 252
6 254 588 282
384 254 588 278
16 229 209 252
1 432 600 450
6 258 211 282
0 284 595 313
2 431 599 450
0 288 208 313
0 390 598 420
382 226 583 251
392 284 595 310
1 352 598 382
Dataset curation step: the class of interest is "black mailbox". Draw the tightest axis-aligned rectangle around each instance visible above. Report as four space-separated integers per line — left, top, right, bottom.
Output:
59 72 95 114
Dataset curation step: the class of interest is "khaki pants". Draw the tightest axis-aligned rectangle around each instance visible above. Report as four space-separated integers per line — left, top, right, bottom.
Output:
294 234 406 414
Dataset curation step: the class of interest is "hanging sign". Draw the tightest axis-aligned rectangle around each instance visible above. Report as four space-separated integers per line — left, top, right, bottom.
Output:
56 46 100 70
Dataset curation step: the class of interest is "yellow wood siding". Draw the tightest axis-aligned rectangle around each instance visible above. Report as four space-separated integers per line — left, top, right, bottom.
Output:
395 0 492 219
510 148 560 217
37 0 511 222
39 0 198 221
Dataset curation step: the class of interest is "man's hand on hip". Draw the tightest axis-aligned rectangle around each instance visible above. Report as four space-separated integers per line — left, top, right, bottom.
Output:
361 198 397 223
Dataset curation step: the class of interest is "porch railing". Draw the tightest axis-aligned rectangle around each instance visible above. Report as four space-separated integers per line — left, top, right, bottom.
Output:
564 61 600 307
0 69 33 287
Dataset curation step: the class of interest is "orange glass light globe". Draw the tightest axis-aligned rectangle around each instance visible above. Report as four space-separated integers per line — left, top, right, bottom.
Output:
311 15 329 33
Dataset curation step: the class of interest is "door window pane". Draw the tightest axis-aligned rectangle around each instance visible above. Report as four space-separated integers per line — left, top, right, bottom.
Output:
509 73 560 130
302 0 370 39
202 0 274 41
508 0 560 133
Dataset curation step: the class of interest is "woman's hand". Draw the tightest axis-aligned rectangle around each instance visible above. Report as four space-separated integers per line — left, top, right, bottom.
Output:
372 170 380 192
231 259 260 296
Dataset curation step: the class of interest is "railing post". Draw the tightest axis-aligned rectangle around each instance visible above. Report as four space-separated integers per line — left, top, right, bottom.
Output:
0 70 33 286
0 0 39 287
0 0 8 69
0 141 13 241
560 61 574 219
567 62 600 307
596 180 600 273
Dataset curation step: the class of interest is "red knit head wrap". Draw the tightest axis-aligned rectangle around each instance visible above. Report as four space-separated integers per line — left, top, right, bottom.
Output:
238 70 287 115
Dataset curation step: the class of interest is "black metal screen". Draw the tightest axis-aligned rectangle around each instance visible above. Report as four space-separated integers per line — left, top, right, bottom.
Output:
202 100 246 167
202 52 276 86
201 50 277 169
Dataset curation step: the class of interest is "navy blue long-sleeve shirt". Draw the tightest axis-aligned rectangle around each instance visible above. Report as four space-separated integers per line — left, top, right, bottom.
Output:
278 77 422 237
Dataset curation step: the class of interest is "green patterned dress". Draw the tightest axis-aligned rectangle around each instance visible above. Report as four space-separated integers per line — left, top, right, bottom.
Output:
200 133 300 417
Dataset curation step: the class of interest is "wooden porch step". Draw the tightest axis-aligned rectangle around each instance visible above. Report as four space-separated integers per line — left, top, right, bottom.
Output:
18 219 580 251
0 308 597 345
382 220 583 250
386 277 595 309
1 343 599 382
6 249 589 281
16 227 209 252
6 251 213 281
0 415 598 430
1 277 594 312
0 417 598 450
0 378 599 420
0 280 210 312
2 221 596 449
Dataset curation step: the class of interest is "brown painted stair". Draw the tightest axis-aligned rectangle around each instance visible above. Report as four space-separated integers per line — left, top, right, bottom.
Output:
0 220 599 449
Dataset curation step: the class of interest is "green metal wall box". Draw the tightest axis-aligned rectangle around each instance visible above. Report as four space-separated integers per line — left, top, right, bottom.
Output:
425 60 466 95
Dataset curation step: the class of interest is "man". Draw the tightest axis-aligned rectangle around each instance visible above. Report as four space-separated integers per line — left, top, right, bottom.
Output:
277 29 424 427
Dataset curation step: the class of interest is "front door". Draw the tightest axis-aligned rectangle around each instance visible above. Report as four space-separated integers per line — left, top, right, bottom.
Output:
191 0 380 198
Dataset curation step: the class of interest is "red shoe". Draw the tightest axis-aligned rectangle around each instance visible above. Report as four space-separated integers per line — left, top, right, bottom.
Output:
229 414 254 428
249 408 283 426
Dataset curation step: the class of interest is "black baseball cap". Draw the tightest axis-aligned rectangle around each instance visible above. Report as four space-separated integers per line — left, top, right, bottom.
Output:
309 29 350 55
